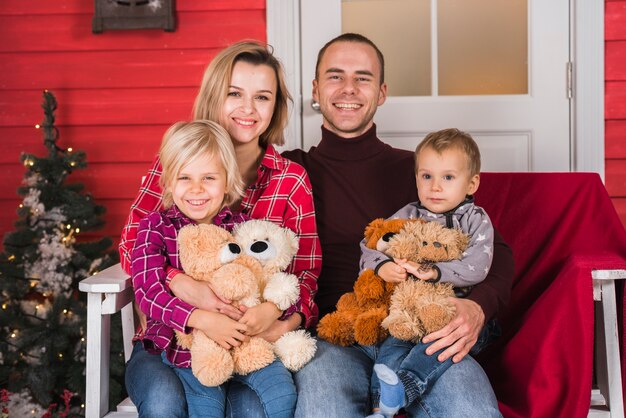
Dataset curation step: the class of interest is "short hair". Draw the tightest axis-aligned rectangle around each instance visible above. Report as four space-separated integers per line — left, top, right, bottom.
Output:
158 120 244 209
415 128 481 176
315 33 385 84
192 40 292 147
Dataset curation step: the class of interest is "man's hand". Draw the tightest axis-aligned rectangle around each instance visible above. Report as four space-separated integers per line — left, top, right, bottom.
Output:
378 260 408 283
238 302 282 335
421 297 485 363
255 313 301 343
170 272 243 320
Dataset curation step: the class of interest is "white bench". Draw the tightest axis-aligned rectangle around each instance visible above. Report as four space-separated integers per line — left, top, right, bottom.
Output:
79 264 625 418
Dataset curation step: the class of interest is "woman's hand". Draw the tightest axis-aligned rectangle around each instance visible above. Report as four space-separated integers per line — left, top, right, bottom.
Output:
170 272 243 320
421 297 485 363
238 302 282 336
255 313 301 343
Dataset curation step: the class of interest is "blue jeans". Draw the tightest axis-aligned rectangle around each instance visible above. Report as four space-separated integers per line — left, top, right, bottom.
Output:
304 340 500 418
125 342 188 418
163 351 296 418
162 353 227 418
376 319 501 406
229 338 501 418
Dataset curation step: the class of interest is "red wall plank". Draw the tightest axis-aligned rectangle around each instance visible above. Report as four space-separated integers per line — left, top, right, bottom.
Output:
606 1 626 41
606 120 626 159
605 159 626 196
0 162 151 202
0 49 218 90
606 81 626 120
0 88 198 127
0 11 265 53
606 41 626 81
0 125 166 165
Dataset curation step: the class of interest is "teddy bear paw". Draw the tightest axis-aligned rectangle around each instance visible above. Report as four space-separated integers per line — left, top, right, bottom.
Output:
232 337 275 375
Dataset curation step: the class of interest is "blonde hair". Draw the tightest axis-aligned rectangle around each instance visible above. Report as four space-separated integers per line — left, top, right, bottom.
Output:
192 40 292 147
158 120 244 209
415 128 481 176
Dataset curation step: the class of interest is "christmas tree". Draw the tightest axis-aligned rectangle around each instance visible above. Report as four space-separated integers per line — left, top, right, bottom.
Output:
0 90 121 416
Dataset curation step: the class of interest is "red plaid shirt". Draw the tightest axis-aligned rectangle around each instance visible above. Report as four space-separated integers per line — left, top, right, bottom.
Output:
120 145 321 328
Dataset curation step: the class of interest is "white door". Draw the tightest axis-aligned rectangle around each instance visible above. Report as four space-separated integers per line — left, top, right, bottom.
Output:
300 0 572 172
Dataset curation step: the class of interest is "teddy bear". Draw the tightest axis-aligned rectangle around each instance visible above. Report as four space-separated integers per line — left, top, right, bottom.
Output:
232 219 317 372
176 220 316 387
382 220 470 342
316 218 420 347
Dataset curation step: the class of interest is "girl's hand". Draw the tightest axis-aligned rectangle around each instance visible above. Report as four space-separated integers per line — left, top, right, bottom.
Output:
170 272 243 320
238 302 282 335
378 260 408 283
188 310 249 350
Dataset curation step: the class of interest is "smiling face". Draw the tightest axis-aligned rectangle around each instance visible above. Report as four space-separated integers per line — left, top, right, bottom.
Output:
313 41 387 138
170 151 228 225
416 146 480 214
220 61 277 147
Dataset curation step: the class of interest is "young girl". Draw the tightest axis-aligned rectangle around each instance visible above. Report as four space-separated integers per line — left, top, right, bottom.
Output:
121 41 321 417
131 120 297 418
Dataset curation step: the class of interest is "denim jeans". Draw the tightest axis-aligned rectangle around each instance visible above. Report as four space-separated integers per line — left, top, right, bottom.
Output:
163 353 296 418
162 352 227 418
390 318 502 405
229 338 501 418
125 342 188 418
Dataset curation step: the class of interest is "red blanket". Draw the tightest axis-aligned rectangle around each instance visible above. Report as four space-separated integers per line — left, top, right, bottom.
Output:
474 172 626 418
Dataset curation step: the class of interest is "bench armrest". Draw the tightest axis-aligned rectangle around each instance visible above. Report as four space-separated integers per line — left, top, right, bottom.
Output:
80 263 136 418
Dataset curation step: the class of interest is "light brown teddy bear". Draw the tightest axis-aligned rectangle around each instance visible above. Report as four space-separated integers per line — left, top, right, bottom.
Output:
316 218 420 346
176 221 314 387
382 220 470 342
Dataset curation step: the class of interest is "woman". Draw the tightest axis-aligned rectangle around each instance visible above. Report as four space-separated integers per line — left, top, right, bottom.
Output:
120 41 321 418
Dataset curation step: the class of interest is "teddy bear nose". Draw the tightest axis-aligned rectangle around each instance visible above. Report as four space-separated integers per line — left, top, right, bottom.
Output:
228 243 241 254
382 232 395 242
250 241 269 253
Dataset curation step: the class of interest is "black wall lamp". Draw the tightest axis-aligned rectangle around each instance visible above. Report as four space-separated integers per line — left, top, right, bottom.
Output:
93 0 175 33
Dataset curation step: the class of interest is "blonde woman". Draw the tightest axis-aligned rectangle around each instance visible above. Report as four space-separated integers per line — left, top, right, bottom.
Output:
121 42 321 417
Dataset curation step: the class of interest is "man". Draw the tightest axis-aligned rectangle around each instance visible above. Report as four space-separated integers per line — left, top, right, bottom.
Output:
230 33 512 417
283 33 512 417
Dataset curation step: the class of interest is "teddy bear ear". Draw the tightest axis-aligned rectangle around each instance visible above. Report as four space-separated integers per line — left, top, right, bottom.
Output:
364 218 386 241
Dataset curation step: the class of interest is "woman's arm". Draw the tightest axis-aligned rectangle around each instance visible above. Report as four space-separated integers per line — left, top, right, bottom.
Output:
120 156 164 274
279 170 322 329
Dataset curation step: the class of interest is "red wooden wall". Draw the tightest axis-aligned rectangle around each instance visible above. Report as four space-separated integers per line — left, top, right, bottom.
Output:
0 0 266 251
606 0 626 225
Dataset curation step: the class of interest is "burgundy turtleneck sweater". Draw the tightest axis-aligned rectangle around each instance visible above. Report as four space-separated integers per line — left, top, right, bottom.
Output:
283 125 513 321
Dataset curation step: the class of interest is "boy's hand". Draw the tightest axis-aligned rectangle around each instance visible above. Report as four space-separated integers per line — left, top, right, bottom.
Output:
396 259 438 281
189 310 248 350
238 302 282 335
378 260 408 283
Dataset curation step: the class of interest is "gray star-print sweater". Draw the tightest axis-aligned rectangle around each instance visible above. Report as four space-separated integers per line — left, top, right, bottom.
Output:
359 196 494 287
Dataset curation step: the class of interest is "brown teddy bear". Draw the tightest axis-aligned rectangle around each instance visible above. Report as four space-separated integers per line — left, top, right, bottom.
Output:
382 220 470 342
316 218 419 346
